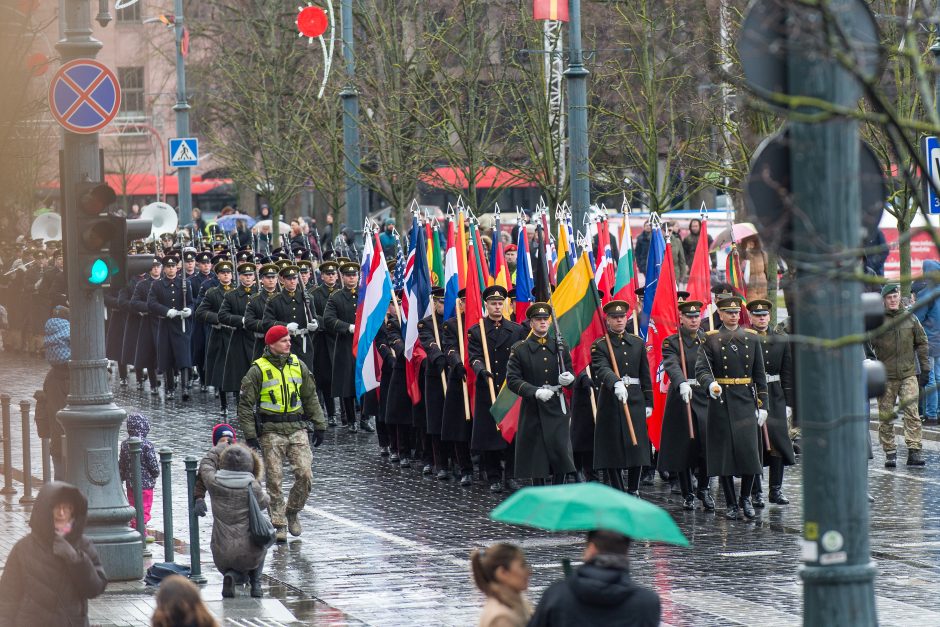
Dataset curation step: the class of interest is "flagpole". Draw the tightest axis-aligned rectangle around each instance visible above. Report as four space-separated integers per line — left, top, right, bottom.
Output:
478 317 498 405
455 300 471 421
584 365 598 422
676 329 696 440
429 294 448 394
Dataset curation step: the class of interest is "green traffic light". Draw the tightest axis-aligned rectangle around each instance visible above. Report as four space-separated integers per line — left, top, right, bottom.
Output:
88 258 110 285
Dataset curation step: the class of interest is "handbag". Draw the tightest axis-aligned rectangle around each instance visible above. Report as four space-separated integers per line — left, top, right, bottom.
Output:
247 484 276 548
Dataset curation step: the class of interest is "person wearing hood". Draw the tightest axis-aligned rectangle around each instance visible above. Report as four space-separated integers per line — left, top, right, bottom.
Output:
527 530 660 627
914 259 940 425
0 481 108 625
118 413 160 538
199 442 269 598
379 218 398 258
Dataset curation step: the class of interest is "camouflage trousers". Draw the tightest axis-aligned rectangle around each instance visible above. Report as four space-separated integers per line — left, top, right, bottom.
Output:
877 376 922 453
260 429 313 527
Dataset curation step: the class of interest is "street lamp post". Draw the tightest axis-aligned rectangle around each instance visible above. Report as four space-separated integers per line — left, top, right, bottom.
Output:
173 0 191 222
565 0 590 233
56 0 142 581
341 0 364 246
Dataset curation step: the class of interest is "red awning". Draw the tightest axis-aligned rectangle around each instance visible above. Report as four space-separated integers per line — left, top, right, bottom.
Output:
42 174 232 196
419 166 537 189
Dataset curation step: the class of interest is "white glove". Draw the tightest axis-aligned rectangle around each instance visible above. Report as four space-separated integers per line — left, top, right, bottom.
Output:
709 382 723 399
679 381 693 404
645 407 653 419
535 387 555 402
348 323 356 334
180 307 192 319
166 308 180 319
757 409 768 427
241 317 246 327
307 319 319 332
558 371 575 386
286 322 300 335
614 381 628 404
786 406 793 419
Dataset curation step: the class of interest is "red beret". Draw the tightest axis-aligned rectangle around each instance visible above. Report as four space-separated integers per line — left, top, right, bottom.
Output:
505 244 517 252
265 325 290 345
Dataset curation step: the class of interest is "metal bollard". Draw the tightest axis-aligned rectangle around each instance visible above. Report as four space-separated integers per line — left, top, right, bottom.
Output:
0 395 14 496
159 448 174 563
19 401 33 504
128 438 151 558
41 438 50 484
185 457 206 583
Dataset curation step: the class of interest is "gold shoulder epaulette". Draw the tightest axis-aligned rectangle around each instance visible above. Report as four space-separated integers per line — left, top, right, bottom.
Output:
745 328 757 334
706 330 719 335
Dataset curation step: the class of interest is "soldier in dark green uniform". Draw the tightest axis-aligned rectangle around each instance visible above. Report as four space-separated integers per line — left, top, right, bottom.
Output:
262 264 319 369
505 302 576 484
311 260 340 425
657 299 714 511
695 293 769 520
244 263 280 360
323 261 362 432
591 300 652 495
746 299 796 506
217 262 258 413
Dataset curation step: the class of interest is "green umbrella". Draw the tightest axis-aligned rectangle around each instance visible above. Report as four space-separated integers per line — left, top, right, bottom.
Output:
490 483 689 547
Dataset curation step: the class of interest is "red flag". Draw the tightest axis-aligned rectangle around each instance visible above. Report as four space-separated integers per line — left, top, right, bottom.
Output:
533 0 569 22
645 243 679 450
405 342 426 404
725 244 750 327
686 219 711 314
464 238 484 413
595 219 616 304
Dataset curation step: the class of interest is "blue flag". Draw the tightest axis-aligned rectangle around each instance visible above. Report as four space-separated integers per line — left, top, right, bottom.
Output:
641 227 666 338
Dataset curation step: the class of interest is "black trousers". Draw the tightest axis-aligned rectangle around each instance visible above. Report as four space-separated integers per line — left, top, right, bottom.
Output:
340 397 357 425
319 392 335 419
118 363 128 379
678 466 711 497
220 391 240 413
482 442 514 483
453 441 473 475
376 420 390 449
721 475 755 507
389 424 412 457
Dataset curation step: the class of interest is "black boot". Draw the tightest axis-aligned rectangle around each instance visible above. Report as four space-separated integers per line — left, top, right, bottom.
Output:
249 571 263 598
908 449 926 466
222 571 236 598
751 475 765 508
769 487 790 504
739 496 756 519
181 369 191 401
682 494 695 510
696 488 716 511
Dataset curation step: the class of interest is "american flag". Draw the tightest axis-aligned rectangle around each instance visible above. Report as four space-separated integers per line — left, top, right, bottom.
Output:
393 232 406 292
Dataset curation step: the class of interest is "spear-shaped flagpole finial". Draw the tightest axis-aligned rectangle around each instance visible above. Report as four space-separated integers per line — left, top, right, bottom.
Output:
700 200 707 221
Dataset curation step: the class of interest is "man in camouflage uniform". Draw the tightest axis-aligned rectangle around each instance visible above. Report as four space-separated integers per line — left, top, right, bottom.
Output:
870 283 930 467
238 324 326 542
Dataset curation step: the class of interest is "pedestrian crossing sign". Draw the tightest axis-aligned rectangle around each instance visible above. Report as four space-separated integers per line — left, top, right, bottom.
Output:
169 137 199 168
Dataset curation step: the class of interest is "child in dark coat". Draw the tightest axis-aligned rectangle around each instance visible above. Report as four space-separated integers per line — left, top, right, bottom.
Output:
118 413 160 535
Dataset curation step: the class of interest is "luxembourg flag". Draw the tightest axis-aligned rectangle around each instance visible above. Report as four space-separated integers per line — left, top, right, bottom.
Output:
443 218 460 319
354 231 393 399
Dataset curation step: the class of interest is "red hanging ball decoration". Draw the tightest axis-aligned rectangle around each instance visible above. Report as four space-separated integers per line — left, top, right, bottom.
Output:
297 6 328 39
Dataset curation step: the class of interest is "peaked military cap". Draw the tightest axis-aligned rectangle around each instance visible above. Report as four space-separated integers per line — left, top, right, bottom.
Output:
279 264 300 278
678 300 703 316
527 302 552 320
715 292 743 311
482 285 508 301
340 261 360 275
237 262 256 275
213 260 234 274
431 286 445 299
259 263 279 277
296 259 313 272
676 290 690 302
195 251 213 263
319 260 339 274
603 300 630 316
746 298 773 315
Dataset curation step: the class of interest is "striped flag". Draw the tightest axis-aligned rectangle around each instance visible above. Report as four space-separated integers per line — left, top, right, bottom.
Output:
354 232 393 398
403 216 432 403
594 218 616 304
443 218 460 319
533 0 569 22
392 232 406 292
645 243 679 449
514 225 534 321
641 227 666 338
613 217 640 310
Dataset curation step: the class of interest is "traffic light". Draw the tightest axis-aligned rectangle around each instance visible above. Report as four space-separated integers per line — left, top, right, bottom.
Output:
74 182 119 288
73 182 154 288
109 216 153 288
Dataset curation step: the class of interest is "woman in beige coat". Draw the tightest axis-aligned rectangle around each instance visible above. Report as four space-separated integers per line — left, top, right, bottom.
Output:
472 543 533 627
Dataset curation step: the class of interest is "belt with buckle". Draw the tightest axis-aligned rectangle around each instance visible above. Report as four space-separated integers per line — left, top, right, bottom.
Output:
621 377 640 386
766 374 781 383
716 377 752 385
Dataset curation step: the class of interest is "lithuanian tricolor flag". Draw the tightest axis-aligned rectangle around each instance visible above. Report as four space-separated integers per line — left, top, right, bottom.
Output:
553 251 606 374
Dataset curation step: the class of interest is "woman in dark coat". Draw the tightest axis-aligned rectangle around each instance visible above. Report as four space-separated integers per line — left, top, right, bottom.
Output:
200 443 269 598
0 482 107 625
218 265 258 396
